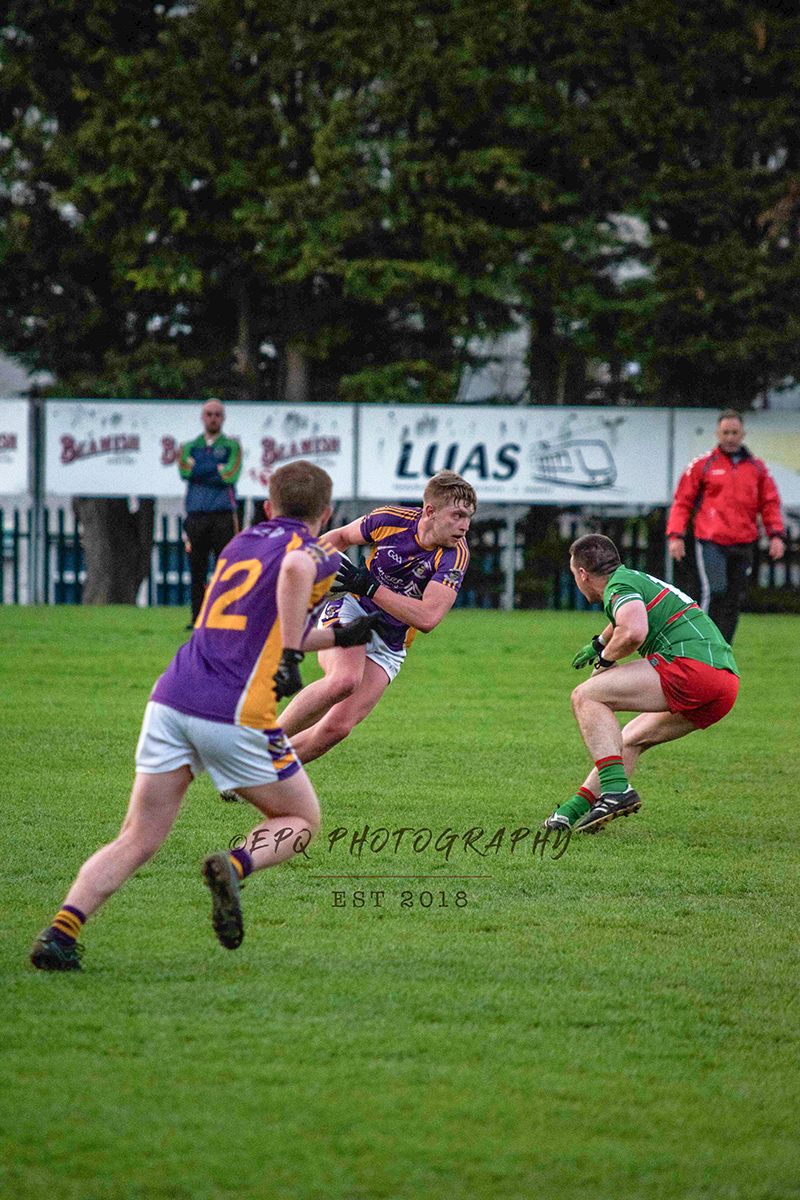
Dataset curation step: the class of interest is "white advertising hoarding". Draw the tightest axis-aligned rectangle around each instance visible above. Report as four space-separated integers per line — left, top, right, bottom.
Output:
357 405 671 503
0 399 30 494
44 401 355 499
38 399 800 509
672 409 800 512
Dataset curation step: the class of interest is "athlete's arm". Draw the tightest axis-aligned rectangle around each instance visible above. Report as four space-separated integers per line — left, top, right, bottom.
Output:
370 578 457 634
276 550 316 650
278 549 381 653
321 519 367 551
599 600 648 663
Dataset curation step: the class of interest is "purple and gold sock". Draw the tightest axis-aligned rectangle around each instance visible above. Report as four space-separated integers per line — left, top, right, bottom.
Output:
229 848 253 880
49 905 86 945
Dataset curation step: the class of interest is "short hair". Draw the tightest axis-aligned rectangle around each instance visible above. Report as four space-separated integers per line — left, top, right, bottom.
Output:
268 461 332 520
423 470 477 512
718 409 743 425
569 534 621 577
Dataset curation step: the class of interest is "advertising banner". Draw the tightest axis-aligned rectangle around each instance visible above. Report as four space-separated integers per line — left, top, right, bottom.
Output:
44 401 355 499
672 409 800 512
39 399 800 510
357 405 671 504
0 399 29 495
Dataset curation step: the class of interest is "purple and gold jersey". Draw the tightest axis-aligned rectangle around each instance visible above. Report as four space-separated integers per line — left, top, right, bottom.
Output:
352 505 469 651
152 518 340 729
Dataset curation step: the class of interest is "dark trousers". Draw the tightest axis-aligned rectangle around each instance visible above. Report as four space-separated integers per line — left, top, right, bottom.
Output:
184 510 238 622
695 540 755 645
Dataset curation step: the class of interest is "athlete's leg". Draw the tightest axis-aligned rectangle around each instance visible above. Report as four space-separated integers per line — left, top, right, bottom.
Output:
233 770 322 869
571 657 671 764
280 645 368 737
579 709 697 794
288 658 392 763
569 659 674 831
202 767 322 950
63 766 193 918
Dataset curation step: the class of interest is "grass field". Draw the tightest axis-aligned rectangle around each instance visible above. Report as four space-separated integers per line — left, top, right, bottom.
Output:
2 605 799 1200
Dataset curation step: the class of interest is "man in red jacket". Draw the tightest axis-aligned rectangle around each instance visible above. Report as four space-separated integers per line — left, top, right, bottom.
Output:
667 410 785 644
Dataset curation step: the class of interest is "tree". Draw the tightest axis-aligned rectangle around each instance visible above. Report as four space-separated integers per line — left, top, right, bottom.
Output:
572 0 800 407
2 2 531 402
4 0 800 414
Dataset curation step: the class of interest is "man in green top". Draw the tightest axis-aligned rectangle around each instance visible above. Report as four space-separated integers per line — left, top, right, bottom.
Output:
179 399 242 627
543 534 739 834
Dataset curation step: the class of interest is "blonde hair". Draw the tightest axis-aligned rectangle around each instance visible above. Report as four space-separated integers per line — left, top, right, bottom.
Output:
423 470 477 511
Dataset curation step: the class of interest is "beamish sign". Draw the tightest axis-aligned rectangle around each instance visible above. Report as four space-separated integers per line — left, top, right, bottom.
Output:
43 402 354 498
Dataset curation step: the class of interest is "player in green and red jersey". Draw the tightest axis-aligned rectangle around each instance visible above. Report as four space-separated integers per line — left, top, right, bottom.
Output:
542 534 739 834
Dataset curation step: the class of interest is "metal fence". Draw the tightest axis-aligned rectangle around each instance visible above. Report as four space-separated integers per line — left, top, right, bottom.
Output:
3 504 797 612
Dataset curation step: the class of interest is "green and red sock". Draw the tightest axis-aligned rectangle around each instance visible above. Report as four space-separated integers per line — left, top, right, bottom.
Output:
554 786 597 824
595 755 629 794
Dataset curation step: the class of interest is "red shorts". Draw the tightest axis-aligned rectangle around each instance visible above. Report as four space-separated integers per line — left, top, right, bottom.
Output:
648 655 739 729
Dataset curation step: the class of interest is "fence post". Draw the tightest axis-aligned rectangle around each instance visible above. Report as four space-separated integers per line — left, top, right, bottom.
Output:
42 507 50 603
12 509 21 604
664 407 676 584
29 397 46 603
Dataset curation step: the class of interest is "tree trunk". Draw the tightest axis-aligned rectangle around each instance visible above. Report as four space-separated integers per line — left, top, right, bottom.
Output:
284 343 309 403
72 497 155 604
232 277 259 400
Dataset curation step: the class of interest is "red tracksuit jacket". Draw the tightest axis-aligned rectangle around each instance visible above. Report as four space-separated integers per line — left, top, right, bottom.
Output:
667 445 785 546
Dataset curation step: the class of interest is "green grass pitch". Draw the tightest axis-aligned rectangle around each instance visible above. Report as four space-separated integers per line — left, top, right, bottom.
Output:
2 605 799 1200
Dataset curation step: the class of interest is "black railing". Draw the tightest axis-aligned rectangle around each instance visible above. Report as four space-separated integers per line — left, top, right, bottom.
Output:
0 507 30 604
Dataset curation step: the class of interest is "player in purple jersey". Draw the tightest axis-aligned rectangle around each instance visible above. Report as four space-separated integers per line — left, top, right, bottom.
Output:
280 470 477 763
30 463 382 971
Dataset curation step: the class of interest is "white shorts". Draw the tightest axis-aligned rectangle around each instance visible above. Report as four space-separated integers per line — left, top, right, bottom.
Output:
135 702 301 791
319 593 406 683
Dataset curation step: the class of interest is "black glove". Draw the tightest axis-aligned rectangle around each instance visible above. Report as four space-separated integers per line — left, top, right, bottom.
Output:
333 612 385 648
331 557 379 599
273 649 304 700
